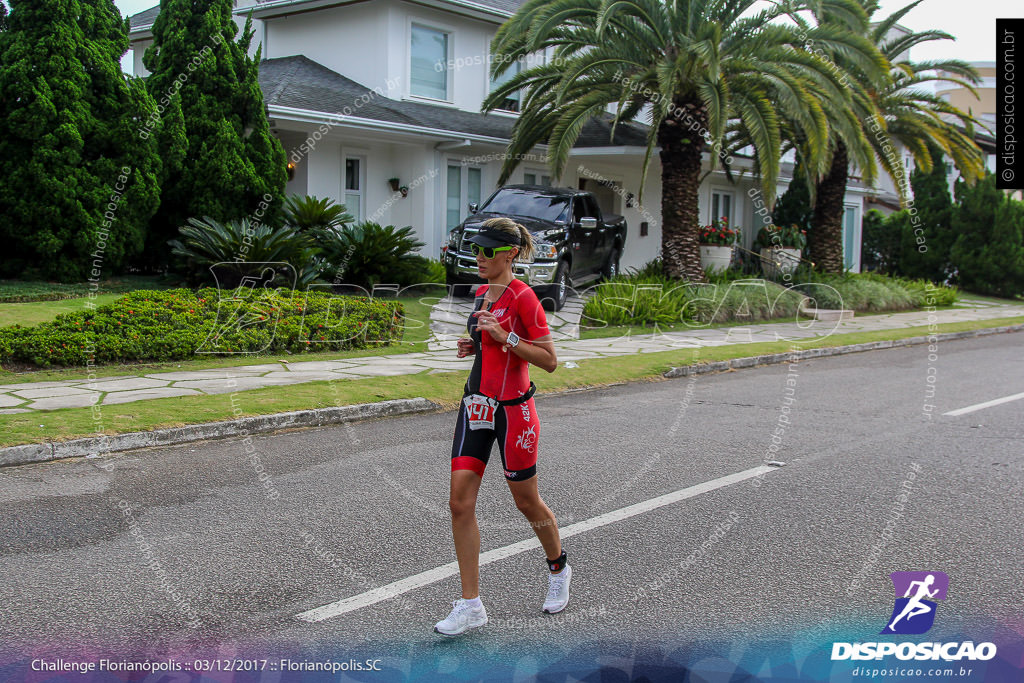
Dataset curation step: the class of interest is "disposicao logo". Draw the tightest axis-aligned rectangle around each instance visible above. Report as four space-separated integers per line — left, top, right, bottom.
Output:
831 571 997 662
882 570 948 635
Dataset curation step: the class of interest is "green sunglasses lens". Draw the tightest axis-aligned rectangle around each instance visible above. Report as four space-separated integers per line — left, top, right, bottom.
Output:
471 244 513 258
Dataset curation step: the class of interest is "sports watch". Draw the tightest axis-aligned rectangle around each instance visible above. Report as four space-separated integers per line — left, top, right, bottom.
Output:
503 331 521 352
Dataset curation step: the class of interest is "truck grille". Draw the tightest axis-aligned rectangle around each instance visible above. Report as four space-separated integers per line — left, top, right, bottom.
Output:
457 228 478 254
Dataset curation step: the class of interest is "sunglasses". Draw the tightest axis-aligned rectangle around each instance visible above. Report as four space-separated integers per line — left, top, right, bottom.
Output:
470 244 516 259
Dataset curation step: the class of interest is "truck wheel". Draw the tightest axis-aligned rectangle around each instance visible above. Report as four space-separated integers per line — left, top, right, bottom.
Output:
602 247 621 280
542 262 570 312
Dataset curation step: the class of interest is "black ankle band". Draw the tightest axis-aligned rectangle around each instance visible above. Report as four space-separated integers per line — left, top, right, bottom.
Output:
546 550 567 573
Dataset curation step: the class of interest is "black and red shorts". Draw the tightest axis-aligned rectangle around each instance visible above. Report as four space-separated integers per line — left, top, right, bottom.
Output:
451 394 539 481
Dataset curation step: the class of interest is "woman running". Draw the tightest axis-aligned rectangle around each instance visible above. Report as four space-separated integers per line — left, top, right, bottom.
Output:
434 217 571 636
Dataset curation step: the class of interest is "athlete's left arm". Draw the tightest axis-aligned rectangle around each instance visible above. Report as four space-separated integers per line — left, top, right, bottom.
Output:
508 333 557 373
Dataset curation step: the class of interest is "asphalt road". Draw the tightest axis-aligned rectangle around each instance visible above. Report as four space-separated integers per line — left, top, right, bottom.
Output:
1 332 1021 680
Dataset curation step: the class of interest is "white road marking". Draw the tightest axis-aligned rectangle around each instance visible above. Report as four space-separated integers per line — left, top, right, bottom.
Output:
295 464 776 623
943 391 1024 416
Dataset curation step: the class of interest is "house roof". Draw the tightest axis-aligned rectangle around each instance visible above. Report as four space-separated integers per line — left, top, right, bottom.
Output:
259 55 650 148
465 0 527 13
129 0 526 33
129 5 160 32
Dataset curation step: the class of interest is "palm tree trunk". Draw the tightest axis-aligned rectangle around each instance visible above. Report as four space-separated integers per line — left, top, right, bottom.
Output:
810 141 848 273
658 98 706 282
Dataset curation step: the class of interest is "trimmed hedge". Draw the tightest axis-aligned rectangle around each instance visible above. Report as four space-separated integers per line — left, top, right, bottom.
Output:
791 270 958 311
582 268 805 327
0 288 404 369
582 261 960 329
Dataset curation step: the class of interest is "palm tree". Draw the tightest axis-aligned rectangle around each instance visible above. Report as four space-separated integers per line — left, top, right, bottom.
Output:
483 0 881 281
803 0 986 272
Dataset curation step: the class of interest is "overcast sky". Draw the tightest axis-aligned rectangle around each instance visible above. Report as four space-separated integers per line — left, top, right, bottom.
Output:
110 0 1015 70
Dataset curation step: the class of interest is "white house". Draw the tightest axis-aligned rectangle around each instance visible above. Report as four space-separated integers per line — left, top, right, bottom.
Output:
128 0 873 272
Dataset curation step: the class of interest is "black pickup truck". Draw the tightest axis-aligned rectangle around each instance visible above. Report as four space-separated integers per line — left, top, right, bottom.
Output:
441 185 627 311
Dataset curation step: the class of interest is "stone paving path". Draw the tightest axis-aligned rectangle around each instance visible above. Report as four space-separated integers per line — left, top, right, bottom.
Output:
1 300 1021 413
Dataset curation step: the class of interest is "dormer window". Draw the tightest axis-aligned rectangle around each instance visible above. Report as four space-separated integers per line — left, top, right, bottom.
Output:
411 24 450 101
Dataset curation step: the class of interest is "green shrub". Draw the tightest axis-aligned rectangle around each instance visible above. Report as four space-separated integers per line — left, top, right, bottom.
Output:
316 222 430 290
282 195 354 232
753 224 807 251
408 257 447 288
582 263 805 327
861 209 900 274
898 144 956 282
894 277 959 307
684 279 806 324
583 273 693 327
169 216 323 289
0 288 403 369
630 259 668 279
949 175 1024 297
772 161 814 234
791 269 916 311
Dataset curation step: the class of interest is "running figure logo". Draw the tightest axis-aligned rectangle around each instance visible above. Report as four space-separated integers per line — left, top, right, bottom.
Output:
881 571 949 635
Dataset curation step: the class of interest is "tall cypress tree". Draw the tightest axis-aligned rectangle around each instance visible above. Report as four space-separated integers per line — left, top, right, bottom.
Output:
898 143 956 281
950 173 1024 297
142 1 286 264
773 159 815 232
0 0 160 280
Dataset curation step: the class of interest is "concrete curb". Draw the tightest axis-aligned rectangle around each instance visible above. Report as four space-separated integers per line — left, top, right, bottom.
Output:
663 323 1024 378
0 397 439 468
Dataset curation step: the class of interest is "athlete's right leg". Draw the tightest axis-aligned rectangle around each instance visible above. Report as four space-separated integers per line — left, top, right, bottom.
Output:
449 400 494 600
449 469 484 599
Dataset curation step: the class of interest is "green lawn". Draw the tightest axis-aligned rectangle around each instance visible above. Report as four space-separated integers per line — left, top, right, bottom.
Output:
0 293 127 327
3 314 1020 448
0 275 181 303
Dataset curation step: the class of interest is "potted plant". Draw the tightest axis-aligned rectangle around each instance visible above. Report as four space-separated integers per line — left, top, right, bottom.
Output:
754 224 806 278
387 177 401 191
699 217 739 273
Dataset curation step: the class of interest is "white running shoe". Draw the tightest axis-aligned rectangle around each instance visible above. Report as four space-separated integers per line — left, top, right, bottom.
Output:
543 564 572 614
434 598 487 636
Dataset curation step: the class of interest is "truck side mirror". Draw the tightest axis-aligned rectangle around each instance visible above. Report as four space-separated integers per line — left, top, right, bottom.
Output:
580 217 598 229
468 202 478 213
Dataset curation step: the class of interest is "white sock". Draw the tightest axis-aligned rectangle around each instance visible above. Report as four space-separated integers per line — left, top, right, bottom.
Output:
463 597 482 608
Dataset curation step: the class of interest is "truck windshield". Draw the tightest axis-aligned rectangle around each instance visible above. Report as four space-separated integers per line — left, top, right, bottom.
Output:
478 189 570 222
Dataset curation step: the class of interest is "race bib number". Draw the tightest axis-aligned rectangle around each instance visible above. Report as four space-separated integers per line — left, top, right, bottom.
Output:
463 394 499 431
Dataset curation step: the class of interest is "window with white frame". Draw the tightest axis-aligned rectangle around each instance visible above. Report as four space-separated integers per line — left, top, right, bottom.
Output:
843 205 859 271
489 59 521 112
411 24 449 100
710 190 733 225
447 163 483 230
523 171 551 186
344 157 363 221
